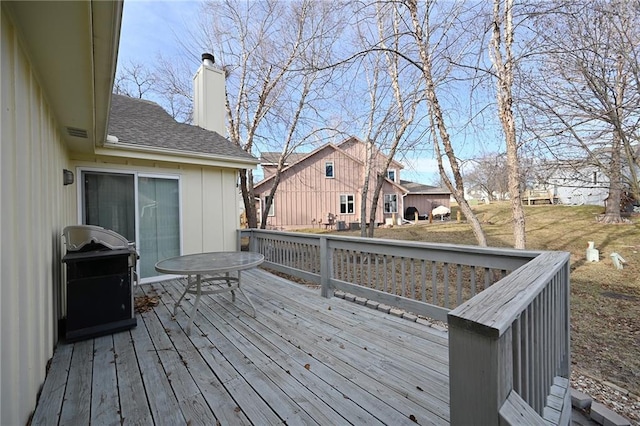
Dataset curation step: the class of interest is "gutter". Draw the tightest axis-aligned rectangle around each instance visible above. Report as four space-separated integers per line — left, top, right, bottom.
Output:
100 136 259 169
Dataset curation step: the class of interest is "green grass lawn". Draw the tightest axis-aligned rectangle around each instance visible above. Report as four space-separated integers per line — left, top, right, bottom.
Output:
317 202 640 395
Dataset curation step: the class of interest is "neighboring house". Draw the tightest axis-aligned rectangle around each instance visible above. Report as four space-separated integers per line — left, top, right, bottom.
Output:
254 137 450 230
1 2 257 424
541 161 612 206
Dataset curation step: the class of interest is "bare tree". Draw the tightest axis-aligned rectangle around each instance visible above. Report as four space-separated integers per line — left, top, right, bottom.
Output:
489 0 526 247
464 154 510 201
114 61 156 99
404 0 488 246
259 2 345 228
196 0 334 228
522 0 640 222
350 2 423 237
153 55 193 123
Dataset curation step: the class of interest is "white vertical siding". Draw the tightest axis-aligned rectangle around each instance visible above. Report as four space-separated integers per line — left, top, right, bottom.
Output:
1 9 70 424
200 167 240 252
70 158 240 256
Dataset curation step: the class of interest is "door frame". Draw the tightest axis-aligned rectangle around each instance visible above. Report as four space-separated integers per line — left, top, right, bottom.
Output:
76 166 184 284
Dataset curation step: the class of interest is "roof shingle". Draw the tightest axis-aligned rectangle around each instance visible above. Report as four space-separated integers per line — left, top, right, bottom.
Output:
400 180 451 194
107 94 257 163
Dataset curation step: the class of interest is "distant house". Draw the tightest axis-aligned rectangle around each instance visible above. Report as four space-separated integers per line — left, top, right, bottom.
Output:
254 137 450 229
1 2 257 423
537 145 640 206
542 161 609 206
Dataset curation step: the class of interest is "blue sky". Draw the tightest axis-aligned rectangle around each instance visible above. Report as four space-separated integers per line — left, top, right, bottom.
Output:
117 1 449 185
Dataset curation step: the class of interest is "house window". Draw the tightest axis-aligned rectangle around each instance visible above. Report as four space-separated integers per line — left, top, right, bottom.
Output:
384 194 398 213
81 170 181 281
263 195 275 217
340 194 354 214
387 169 396 182
325 161 334 178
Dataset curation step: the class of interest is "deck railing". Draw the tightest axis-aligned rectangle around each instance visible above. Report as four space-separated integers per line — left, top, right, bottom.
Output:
448 251 571 425
239 229 571 425
239 229 539 321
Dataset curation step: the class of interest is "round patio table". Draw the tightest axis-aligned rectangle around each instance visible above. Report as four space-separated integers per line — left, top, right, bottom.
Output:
155 251 264 334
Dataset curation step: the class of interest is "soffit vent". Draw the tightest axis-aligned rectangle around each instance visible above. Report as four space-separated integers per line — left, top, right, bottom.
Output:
66 127 88 138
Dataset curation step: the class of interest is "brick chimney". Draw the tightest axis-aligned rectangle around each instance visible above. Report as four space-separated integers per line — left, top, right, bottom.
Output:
193 53 226 135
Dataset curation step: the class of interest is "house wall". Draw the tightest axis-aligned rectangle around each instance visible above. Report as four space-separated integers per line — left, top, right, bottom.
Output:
547 165 609 206
403 195 433 218
257 148 403 229
1 10 73 424
262 164 276 180
404 194 450 218
339 138 403 181
69 154 240 256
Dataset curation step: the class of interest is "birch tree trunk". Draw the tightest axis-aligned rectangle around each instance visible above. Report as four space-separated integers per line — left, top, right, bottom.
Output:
489 0 526 248
405 0 488 247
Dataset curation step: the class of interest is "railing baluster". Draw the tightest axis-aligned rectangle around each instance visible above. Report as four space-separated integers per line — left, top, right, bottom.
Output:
410 260 415 300
367 252 372 288
470 265 476 297
431 261 437 305
383 255 388 293
484 267 491 289
526 304 533 407
456 264 462 306
513 315 521 394
421 260 427 303
535 296 542 414
401 258 406 297
392 256 397 295
375 255 380 290
444 263 449 309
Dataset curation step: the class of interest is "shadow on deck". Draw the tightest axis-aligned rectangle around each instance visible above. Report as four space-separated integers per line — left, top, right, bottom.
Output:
32 269 450 425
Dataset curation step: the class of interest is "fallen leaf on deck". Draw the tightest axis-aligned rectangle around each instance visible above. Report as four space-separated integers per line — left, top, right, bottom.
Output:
135 295 159 313
304 364 311 370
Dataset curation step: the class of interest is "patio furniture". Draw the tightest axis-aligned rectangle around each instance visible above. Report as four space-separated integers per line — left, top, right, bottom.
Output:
155 251 264 334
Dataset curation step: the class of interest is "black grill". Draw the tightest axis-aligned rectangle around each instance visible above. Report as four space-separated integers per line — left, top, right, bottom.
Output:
62 225 137 341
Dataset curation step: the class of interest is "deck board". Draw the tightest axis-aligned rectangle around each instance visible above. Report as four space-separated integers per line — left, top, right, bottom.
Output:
112 330 153 425
90 335 119 425
32 269 451 425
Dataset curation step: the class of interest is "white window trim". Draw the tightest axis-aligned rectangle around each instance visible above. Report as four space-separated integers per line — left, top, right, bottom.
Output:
76 166 183 284
325 161 335 178
340 194 355 215
387 169 396 182
384 193 398 214
264 195 275 217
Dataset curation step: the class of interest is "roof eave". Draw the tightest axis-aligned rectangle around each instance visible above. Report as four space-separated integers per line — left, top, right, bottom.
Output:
97 140 259 169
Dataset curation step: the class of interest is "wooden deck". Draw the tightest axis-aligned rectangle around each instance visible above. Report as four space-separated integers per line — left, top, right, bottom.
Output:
32 269 450 425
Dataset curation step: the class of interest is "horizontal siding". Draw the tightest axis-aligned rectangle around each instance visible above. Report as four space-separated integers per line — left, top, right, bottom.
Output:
1 9 70 425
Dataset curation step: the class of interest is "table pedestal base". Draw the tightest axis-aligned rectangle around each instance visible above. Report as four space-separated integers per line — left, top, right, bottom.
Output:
174 271 256 334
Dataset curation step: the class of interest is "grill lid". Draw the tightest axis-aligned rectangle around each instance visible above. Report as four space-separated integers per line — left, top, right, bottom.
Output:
63 225 129 251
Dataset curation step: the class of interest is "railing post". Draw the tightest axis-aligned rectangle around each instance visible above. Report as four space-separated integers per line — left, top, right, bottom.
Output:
448 319 513 425
248 230 257 253
320 236 332 298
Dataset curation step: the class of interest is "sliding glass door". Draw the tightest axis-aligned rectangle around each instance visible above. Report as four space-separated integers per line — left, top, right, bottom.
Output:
83 172 135 241
138 176 180 278
82 170 181 281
